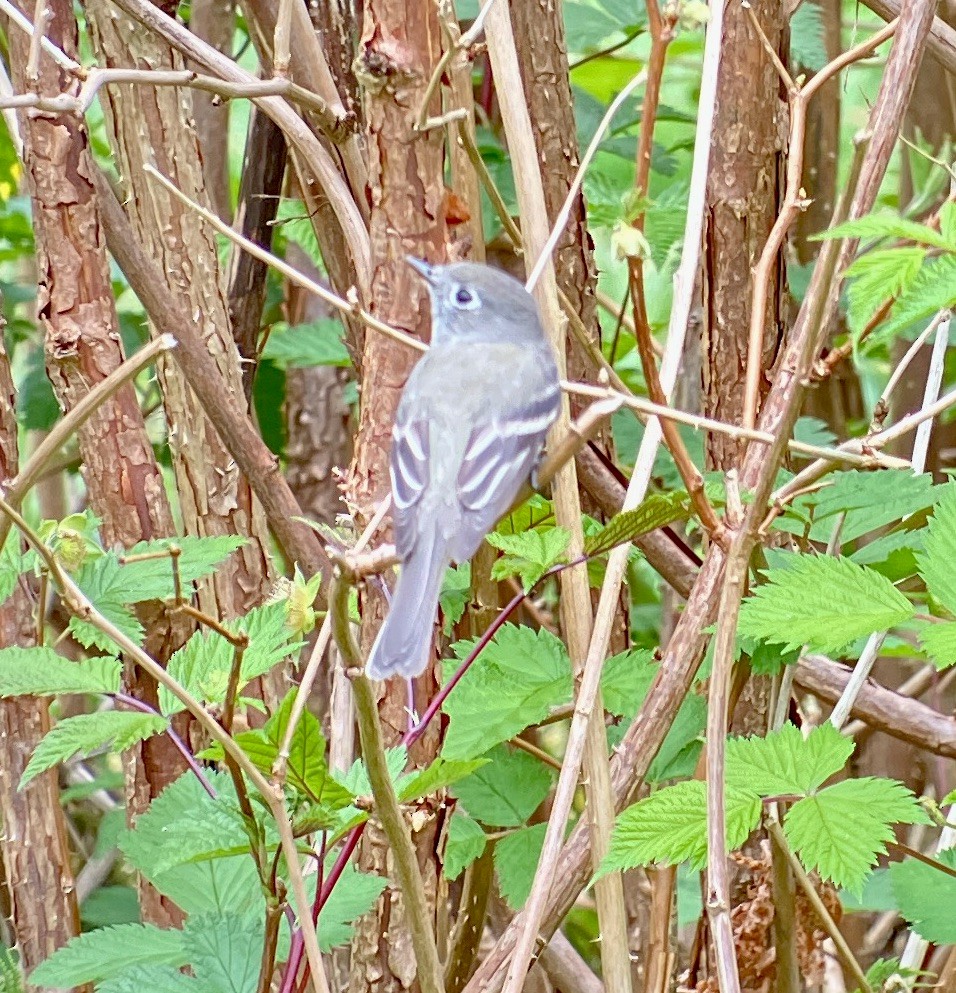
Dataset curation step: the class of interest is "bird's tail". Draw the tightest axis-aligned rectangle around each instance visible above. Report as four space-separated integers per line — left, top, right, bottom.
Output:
366 529 447 680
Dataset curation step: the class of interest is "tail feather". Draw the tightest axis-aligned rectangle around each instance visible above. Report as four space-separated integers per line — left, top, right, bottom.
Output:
366 531 447 680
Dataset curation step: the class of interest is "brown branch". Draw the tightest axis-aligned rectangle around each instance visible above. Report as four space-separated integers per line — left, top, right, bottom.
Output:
795 655 956 759
91 166 334 587
741 13 898 428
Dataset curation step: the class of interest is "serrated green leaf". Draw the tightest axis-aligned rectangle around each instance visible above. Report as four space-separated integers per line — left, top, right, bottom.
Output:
182 913 261 993
261 319 351 369
398 757 488 803
495 822 548 909
452 745 552 827
843 248 925 336
119 770 257 879
442 625 571 760
784 777 929 894
890 847 956 944
0 528 27 604
818 211 955 249
876 254 956 343
600 781 761 874
600 648 657 716
487 527 570 591
29 924 187 986
160 602 302 716
443 812 487 881
725 722 854 797
97 965 201 993
80 885 138 928
222 690 353 807
494 494 555 537
584 494 689 557
917 485 956 615
440 562 471 635
317 861 387 950
738 555 914 655
69 556 144 653
915 620 956 669
118 536 247 602
20 711 166 788
0 646 120 697
340 745 408 797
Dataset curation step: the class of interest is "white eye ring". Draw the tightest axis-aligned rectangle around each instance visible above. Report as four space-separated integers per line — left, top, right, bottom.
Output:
450 285 480 310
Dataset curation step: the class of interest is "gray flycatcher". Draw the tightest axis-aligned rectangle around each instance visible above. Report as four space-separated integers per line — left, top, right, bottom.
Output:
365 258 562 680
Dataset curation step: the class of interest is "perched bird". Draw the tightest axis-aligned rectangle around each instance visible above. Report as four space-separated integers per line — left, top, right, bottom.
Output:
365 258 562 680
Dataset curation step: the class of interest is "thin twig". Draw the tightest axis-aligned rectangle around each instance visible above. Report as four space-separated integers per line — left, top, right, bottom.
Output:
142 164 421 354
0 334 176 554
767 822 873 993
0 0 80 72
741 12 899 429
829 310 949 730
328 572 445 993
25 0 51 84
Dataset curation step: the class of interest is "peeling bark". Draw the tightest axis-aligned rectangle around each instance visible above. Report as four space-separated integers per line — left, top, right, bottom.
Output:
7 0 192 925
87 0 275 623
0 316 81 991
701 0 787 469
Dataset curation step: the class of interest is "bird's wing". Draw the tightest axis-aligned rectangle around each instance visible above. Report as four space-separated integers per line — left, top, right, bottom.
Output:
450 380 561 562
389 414 430 559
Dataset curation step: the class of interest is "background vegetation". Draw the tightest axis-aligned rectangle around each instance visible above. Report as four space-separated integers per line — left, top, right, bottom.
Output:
0 0 954 989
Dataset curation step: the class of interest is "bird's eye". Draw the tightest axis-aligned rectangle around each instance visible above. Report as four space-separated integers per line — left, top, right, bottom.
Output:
451 285 479 309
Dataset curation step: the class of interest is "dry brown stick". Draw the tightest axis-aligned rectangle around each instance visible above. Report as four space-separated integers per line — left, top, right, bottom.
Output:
741 12 899 428
795 655 956 758
92 166 334 586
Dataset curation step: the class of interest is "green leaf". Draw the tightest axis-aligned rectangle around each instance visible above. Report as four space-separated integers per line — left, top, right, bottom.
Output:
440 562 471 635
452 745 552 827
97 965 202 993
340 746 408 796
917 485 956 615
843 248 925 336
119 771 255 879
600 781 761 874
69 556 144 653
790 0 826 70
487 527 570 591
80 885 139 928
600 648 657 717
398 757 488 803
818 211 955 249
443 812 487 881
0 528 27 604
182 913 261 993
442 625 572 760
161 602 302 716
317 862 387 950
563 1 621 48
0 646 120 697
584 494 689 557
261 319 351 368
738 555 914 654
783 777 929 894
495 823 548 909
29 924 187 986
890 848 956 944
20 710 166 788
118 536 247 602
915 620 956 669
877 254 956 343
725 722 854 797
221 690 353 807
941 201 956 248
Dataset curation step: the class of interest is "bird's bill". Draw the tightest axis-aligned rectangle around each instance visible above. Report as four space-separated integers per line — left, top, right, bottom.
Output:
406 256 437 283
